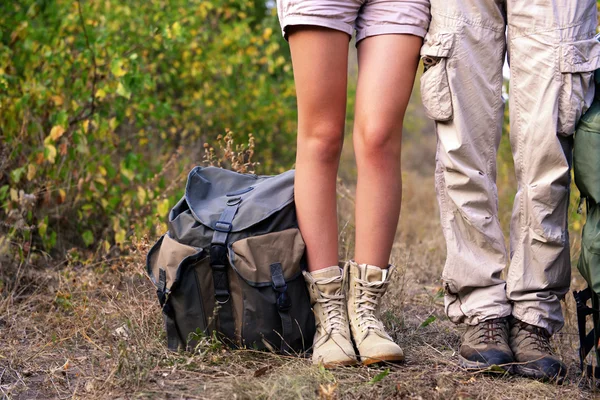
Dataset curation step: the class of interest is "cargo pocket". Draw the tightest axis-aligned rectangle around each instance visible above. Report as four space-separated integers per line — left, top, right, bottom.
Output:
147 233 210 350
420 32 455 121
557 37 600 135
228 228 315 353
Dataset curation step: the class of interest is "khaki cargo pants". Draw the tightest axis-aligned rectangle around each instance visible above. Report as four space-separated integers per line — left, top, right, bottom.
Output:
422 0 600 334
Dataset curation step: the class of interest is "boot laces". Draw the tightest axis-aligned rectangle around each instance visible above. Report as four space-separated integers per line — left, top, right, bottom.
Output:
315 276 348 338
355 278 387 333
473 318 507 345
515 321 553 354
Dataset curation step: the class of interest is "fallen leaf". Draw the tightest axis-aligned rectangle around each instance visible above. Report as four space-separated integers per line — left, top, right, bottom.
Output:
113 325 130 340
253 365 272 377
84 380 95 393
318 383 338 400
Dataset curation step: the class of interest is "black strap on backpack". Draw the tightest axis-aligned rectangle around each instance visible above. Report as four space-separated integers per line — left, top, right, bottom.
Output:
210 196 241 346
270 262 293 353
158 268 185 350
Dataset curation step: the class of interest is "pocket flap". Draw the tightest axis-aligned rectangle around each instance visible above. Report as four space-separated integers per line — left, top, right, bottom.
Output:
229 228 305 286
421 32 455 58
146 233 203 290
559 37 600 73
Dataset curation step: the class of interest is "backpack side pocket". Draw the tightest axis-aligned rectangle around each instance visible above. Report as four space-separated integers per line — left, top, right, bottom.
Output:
147 233 209 350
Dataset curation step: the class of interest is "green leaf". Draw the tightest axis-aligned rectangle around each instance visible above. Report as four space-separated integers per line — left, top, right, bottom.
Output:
487 364 510 374
368 368 390 384
111 59 127 78
116 82 131 99
82 230 94 247
419 315 437 328
0 185 9 201
53 110 68 127
10 166 26 183
157 198 170 216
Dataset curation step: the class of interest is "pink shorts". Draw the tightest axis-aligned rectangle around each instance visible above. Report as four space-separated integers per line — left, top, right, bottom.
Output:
276 0 431 43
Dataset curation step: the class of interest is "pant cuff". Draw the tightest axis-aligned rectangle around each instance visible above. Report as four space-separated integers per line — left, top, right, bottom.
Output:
512 304 564 335
459 306 513 326
280 15 354 41
356 24 427 43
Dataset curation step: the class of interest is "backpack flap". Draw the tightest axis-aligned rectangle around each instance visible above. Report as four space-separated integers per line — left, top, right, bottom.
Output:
182 166 295 233
147 233 204 295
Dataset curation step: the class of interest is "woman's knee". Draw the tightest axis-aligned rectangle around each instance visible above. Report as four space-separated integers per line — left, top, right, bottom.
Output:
298 122 344 164
354 122 402 161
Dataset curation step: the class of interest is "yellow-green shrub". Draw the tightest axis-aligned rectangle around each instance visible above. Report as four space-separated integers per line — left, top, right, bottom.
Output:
0 0 297 253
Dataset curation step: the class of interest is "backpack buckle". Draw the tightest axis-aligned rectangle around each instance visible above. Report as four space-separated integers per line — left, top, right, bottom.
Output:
272 280 289 310
272 281 287 292
271 262 291 312
214 221 233 232
215 289 231 304
277 291 292 312
226 197 242 206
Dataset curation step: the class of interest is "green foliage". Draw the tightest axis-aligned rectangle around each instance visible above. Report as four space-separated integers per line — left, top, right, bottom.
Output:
0 0 297 254
419 315 436 329
368 368 390 384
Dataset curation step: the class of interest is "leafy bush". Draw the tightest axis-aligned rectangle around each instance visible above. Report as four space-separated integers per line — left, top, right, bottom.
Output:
0 0 297 254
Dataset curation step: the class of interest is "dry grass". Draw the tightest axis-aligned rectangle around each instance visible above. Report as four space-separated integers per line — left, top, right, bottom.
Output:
1 164 598 399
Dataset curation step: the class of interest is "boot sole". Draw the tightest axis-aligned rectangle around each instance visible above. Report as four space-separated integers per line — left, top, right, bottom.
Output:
361 354 405 366
458 356 513 374
513 365 565 384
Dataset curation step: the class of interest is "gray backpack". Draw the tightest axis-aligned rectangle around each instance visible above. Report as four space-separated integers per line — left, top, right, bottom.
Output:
146 166 315 353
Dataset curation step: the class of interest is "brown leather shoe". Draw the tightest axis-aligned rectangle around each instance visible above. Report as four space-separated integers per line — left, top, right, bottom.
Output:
509 317 566 382
459 317 514 372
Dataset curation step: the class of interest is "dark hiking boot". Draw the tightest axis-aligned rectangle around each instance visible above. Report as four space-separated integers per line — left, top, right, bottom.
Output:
459 317 514 372
508 317 566 382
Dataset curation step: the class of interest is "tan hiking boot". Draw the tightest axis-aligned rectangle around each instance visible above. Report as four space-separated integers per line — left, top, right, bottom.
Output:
303 266 357 368
458 317 514 372
345 261 404 365
508 317 566 382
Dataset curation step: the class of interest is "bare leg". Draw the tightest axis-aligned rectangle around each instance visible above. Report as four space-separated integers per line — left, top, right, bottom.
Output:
353 34 422 267
288 27 349 272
